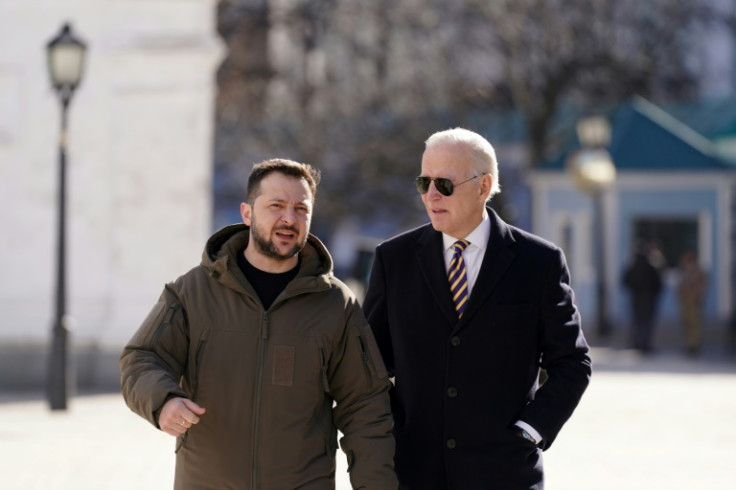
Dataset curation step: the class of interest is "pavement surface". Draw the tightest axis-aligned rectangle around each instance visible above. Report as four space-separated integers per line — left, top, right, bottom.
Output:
1 346 735 489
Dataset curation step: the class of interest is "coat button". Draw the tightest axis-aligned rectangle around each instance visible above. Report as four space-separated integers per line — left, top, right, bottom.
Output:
450 336 461 346
447 387 458 398
446 439 456 449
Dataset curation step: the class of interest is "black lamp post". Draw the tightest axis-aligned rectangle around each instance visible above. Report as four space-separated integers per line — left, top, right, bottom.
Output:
567 116 617 339
46 22 87 411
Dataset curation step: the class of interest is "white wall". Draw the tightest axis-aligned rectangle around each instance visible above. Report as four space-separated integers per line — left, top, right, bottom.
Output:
0 0 223 388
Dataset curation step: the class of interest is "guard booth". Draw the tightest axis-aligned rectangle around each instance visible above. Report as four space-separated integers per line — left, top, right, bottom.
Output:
529 97 736 347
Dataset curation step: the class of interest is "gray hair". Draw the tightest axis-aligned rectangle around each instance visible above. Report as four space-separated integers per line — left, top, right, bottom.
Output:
425 127 501 198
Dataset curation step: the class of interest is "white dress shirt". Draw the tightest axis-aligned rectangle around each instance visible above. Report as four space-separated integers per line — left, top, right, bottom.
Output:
442 210 490 295
441 208 543 445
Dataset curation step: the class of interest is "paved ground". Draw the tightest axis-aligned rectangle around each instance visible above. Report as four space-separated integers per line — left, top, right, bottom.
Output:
1 346 734 489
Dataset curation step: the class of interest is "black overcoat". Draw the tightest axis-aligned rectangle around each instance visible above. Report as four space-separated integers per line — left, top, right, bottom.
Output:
363 208 591 490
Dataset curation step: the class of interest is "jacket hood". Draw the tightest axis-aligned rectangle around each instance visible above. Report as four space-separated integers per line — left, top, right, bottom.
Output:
202 223 334 286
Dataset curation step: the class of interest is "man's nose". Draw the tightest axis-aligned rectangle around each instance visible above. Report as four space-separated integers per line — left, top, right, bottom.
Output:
280 208 296 224
426 180 442 198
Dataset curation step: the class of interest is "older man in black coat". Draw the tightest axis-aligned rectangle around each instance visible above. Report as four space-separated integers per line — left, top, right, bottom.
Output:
363 128 592 489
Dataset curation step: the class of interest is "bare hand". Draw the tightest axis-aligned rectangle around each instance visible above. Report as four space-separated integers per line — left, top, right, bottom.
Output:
158 397 206 437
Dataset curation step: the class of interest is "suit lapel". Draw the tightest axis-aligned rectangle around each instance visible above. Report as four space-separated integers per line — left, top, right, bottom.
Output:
457 208 516 327
415 226 458 327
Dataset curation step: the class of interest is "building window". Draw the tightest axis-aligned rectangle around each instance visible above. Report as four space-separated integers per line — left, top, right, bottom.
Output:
632 218 699 269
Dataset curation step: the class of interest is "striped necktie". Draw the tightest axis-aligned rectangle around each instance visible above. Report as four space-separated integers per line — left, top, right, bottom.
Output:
448 239 470 318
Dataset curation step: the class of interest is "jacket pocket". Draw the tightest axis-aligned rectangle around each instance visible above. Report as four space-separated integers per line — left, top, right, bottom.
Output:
318 346 330 392
191 338 207 400
313 399 337 458
356 325 389 381
144 302 180 350
176 337 206 455
128 299 176 349
175 431 188 453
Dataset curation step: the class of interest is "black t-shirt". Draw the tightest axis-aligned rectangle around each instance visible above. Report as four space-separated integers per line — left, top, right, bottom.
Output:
237 248 299 310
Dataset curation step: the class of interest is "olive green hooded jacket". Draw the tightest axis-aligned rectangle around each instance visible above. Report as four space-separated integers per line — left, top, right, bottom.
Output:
120 224 397 489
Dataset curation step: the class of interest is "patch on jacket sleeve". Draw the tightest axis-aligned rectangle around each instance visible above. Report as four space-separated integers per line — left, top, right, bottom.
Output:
272 345 295 387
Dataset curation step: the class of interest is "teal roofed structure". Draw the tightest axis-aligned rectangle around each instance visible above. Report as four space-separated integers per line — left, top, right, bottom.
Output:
529 96 736 349
664 96 736 141
542 97 736 171
610 98 732 170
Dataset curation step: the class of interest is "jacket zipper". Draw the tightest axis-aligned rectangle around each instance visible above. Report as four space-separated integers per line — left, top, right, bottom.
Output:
251 310 269 489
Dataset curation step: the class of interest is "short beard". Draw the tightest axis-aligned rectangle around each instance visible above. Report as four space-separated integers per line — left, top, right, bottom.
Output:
250 220 306 261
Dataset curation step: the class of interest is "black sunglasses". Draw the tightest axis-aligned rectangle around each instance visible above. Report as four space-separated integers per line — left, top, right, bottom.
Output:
414 174 483 196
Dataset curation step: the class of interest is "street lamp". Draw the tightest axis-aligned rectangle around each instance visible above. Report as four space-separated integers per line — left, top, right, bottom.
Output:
567 115 617 338
46 22 87 411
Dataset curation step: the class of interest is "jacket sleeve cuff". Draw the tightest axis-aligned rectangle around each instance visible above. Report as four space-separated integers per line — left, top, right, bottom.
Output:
514 420 543 444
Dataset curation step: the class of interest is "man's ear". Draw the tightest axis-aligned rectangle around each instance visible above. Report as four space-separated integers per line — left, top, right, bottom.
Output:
240 202 252 226
480 174 493 201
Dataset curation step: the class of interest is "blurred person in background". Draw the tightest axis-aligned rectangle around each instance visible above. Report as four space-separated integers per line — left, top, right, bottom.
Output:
622 240 663 354
120 159 397 489
363 127 591 489
678 250 707 356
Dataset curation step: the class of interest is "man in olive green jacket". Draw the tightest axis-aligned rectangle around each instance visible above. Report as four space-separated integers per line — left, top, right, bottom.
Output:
120 159 397 489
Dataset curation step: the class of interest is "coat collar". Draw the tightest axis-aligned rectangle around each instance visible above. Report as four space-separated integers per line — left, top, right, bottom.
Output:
415 206 517 329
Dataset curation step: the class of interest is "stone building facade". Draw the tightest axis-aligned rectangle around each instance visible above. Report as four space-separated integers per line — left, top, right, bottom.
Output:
0 0 223 390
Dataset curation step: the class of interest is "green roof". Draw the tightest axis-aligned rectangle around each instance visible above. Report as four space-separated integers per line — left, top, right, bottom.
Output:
662 96 736 140
541 97 736 171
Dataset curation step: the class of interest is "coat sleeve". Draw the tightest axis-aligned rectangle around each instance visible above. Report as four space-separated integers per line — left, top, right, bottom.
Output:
518 246 592 449
329 295 398 489
119 285 189 428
